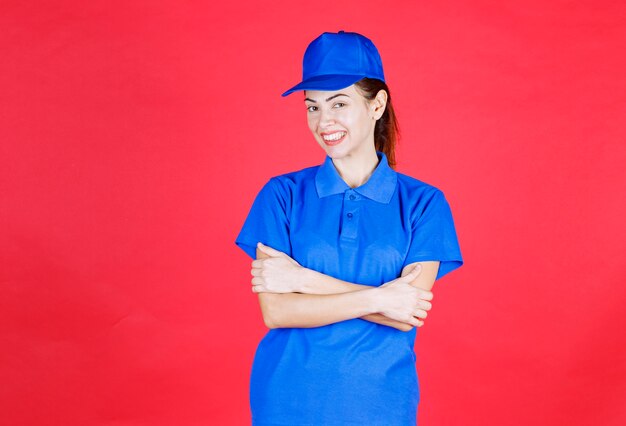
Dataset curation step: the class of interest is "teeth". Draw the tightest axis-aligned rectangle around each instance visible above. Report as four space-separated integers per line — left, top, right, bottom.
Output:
322 132 346 141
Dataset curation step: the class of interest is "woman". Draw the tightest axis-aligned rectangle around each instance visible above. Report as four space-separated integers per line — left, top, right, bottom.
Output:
235 30 463 426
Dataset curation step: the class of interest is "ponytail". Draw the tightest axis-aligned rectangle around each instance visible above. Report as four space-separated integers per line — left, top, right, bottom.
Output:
354 78 400 169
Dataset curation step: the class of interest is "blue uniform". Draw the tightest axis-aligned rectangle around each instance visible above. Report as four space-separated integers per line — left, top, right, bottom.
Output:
235 150 463 426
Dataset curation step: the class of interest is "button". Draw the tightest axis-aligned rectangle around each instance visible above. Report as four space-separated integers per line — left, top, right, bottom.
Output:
347 212 353 218
349 194 356 200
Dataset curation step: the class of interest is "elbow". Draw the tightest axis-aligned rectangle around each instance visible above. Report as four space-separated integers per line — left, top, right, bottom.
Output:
258 293 282 329
265 320 280 329
399 323 414 332
262 313 279 329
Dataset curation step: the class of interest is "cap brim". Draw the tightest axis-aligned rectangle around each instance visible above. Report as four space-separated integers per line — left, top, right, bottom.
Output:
281 74 365 97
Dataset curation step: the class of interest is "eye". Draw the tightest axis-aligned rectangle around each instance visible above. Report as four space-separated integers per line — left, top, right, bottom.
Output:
334 102 346 108
306 105 317 112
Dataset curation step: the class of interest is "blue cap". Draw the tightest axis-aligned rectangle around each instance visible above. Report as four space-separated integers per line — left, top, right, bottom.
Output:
281 30 386 97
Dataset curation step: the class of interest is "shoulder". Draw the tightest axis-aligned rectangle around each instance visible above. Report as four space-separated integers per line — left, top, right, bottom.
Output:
395 171 453 222
268 165 320 187
254 163 319 206
395 171 445 200
265 164 319 193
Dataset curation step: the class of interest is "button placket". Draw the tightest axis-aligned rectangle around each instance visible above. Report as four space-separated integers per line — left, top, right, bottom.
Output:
340 190 360 240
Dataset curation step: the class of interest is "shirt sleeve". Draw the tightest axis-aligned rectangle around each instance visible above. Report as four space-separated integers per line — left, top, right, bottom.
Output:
403 188 464 280
234 177 292 260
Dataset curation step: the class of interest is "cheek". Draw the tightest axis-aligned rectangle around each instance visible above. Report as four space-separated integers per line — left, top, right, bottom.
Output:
352 113 370 133
341 110 362 126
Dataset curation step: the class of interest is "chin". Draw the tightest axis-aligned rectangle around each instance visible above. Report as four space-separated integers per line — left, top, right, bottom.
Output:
322 147 346 159
318 141 350 158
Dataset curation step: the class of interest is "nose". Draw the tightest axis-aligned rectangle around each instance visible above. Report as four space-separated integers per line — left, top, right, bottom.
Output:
319 107 336 128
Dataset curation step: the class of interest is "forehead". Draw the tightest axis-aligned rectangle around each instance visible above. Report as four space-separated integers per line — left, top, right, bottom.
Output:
304 84 360 101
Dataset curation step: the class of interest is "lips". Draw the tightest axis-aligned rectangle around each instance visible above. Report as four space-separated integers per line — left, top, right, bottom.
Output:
321 131 347 146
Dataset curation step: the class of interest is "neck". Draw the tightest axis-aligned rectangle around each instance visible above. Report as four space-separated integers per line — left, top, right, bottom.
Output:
332 145 380 188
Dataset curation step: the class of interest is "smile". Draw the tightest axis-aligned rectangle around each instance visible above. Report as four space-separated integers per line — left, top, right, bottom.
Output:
322 131 347 145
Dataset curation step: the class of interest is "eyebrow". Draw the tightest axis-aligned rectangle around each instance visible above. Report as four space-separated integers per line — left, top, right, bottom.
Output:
304 93 350 103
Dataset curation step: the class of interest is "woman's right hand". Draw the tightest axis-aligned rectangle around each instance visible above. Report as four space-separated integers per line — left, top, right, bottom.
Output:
375 265 434 327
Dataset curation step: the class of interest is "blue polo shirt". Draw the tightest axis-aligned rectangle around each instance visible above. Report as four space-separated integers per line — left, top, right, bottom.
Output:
235 150 463 426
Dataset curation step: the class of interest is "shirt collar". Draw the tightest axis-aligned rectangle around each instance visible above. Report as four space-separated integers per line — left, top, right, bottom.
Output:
315 150 397 204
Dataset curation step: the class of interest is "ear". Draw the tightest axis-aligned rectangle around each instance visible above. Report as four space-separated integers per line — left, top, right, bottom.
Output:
370 89 388 120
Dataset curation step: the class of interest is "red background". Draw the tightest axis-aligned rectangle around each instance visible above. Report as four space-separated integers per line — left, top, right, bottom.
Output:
2 1 625 425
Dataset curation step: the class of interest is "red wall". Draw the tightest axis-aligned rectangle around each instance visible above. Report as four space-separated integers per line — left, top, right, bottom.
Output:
1 1 625 425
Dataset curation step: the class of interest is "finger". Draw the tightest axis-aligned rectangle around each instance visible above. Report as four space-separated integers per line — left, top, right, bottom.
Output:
410 264 422 276
251 268 262 277
402 266 421 281
413 309 428 320
407 316 422 327
251 277 264 285
418 290 433 301
257 242 285 257
251 285 265 293
418 300 432 311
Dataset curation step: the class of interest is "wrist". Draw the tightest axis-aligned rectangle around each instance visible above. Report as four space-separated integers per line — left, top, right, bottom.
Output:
366 287 384 314
298 267 317 293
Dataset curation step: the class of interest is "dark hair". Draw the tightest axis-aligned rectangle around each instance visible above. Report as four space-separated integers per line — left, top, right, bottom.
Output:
354 78 400 169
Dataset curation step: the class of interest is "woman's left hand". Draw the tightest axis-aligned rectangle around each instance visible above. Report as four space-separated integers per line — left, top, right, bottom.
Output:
250 242 307 293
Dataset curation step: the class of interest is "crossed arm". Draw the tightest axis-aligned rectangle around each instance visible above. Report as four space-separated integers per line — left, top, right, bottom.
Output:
251 243 440 332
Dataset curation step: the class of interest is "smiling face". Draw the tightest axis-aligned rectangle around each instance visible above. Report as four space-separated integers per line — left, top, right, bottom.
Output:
304 84 378 160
